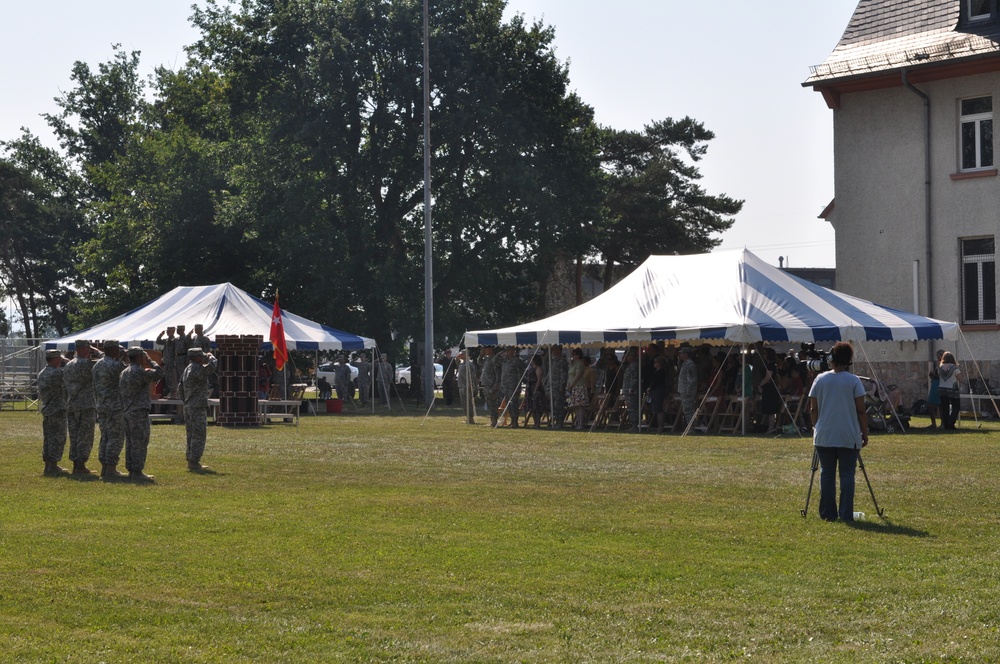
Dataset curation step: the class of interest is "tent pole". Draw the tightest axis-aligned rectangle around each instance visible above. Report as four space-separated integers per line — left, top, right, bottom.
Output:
741 344 746 436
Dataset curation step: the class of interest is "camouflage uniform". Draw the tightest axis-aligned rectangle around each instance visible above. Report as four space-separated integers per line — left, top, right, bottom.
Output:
545 348 569 428
622 354 641 431
334 361 353 401
182 353 218 464
158 334 177 397
64 351 100 464
93 351 127 468
375 356 394 407
120 355 163 474
499 351 526 427
173 330 191 396
457 358 479 421
353 356 372 405
479 351 500 426
677 353 699 426
37 363 67 463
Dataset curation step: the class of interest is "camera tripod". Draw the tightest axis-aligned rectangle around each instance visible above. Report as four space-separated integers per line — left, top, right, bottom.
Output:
800 448 885 518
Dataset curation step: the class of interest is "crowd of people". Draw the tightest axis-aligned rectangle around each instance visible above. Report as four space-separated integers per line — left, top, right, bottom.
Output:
448 342 881 434
37 330 219 483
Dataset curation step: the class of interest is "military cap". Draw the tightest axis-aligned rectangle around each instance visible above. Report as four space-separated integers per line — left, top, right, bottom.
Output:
45 349 65 360
126 347 145 359
188 347 206 358
102 339 120 350
74 339 91 348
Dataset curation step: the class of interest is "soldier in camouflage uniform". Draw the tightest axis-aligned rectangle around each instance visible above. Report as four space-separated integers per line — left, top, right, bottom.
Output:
93 339 127 481
38 349 70 476
621 349 641 432
545 344 569 429
64 339 103 476
375 353 394 408
334 355 353 401
182 347 218 472
156 326 177 398
353 352 372 406
479 346 500 427
499 346 525 428
120 347 164 483
456 350 479 423
173 324 191 396
676 346 699 428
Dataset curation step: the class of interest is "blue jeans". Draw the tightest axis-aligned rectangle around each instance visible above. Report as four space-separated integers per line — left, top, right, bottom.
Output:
816 446 860 521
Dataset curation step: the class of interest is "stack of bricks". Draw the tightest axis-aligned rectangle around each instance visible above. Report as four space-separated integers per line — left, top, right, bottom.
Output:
215 334 262 427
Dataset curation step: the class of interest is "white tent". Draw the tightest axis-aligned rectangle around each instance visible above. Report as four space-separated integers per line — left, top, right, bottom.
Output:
45 283 376 352
464 249 959 347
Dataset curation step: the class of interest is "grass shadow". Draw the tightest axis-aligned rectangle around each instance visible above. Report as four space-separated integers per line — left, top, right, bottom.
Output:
847 518 932 537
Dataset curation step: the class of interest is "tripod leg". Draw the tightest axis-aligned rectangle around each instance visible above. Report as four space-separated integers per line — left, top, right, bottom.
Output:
801 448 820 517
857 453 885 517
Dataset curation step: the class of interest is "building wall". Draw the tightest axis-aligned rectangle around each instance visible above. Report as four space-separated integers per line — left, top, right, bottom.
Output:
831 72 1000 366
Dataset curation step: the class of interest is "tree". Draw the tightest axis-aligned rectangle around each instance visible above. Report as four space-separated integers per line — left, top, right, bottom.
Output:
595 118 743 289
189 0 604 348
0 132 87 338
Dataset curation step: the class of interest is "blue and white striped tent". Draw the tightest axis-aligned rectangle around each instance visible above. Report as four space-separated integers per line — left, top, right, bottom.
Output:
45 283 375 352
464 249 958 347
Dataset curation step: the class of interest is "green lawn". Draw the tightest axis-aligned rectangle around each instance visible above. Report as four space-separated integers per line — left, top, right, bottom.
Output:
1 409 999 662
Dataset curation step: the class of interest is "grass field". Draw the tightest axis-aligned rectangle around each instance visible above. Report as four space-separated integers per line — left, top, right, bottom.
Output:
1 407 999 662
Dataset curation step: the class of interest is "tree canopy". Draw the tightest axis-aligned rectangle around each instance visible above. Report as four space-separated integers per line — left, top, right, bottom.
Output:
7 0 741 349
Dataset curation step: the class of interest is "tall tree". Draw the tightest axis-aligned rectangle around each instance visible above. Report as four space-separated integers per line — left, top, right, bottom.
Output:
0 132 86 338
596 118 743 289
190 0 604 348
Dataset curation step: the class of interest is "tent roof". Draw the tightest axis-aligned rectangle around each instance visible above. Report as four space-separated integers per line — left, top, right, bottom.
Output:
464 249 959 347
45 283 376 352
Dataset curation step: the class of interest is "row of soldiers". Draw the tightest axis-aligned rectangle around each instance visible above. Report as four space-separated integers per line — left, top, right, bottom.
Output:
37 338 217 482
156 324 212 399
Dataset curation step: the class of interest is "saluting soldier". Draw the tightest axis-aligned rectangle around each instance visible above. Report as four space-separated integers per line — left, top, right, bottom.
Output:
173 324 191 395
63 339 103 476
156 327 177 398
38 349 70 476
93 339 127 481
182 347 218 473
353 352 372 406
120 347 163 483
622 349 641 432
545 345 569 429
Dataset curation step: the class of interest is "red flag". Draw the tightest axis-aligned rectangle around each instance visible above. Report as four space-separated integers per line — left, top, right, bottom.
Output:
270 292 289 371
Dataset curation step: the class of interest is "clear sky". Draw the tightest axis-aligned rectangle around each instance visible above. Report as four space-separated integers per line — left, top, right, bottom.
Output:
1 0 859 270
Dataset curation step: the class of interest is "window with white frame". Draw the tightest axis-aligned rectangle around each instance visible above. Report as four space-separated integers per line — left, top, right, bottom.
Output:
969 0 992 20
962 237 996 325
960 96 993 171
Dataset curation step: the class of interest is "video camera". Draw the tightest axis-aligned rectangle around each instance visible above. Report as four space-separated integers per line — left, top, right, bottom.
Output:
797 342 832 373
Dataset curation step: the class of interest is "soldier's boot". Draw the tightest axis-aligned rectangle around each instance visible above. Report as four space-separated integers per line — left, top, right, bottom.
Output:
188 460 212 473
43 460 70 477
101 464 127 481
489 417 498 428
128 471 155 483
72 460 95 475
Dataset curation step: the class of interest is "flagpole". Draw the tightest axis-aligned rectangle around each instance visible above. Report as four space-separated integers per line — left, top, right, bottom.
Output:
422 0 435 407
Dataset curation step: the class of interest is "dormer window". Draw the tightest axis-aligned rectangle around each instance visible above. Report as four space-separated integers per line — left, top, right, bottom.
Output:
969 0 992 20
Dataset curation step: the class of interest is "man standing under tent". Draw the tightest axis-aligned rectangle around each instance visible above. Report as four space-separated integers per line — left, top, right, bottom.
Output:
375 353 394 407
479 346 500 427
457 350 478 423
334 355 353 402
545 345 569 429
188 323 212 353
120 347 164 483
677 346 699 428
38 349 70 477
64 339 103 476
182 347 218 473
93 339 127 481
156 326 177 398
499 346 525 428
353 352 372 406
622 349 641 432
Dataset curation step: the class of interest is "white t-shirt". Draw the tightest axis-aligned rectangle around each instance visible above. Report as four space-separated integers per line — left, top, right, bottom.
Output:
808 370 866 449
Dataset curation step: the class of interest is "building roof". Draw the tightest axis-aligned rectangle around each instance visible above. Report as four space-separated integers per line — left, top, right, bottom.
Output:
805 0 1000 86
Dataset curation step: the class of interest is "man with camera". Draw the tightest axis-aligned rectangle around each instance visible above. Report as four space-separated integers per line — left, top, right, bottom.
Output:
807 341 869 522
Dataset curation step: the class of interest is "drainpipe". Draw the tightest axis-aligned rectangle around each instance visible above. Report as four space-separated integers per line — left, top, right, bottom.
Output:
902 70 935 361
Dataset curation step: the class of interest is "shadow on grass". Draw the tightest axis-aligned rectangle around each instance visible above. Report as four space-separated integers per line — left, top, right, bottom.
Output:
846 519 931 537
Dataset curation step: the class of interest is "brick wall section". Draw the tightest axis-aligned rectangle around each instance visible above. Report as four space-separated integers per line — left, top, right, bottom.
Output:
216 334 262 427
